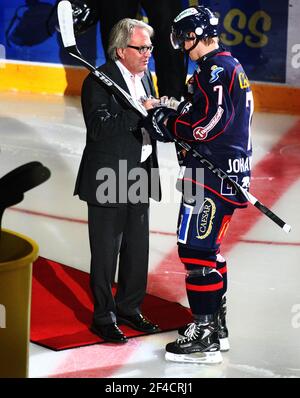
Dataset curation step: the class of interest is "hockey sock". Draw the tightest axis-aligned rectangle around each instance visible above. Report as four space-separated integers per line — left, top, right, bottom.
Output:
185 267 223 315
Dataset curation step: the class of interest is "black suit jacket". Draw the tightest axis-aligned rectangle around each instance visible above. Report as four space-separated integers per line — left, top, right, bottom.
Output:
74 60 161 206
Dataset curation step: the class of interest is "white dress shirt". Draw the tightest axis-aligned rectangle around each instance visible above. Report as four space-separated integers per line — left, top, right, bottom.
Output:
115 60 152 162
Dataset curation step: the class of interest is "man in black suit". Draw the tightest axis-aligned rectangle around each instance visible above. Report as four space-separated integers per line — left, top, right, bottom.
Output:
98 0 186 100
74 18 161 343
63 0 186 99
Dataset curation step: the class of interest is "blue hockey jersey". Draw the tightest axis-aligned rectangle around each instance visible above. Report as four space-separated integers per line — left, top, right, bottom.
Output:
170 49 253 208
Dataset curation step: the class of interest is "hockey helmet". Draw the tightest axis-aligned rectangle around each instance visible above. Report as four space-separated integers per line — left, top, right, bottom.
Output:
170 6 219 50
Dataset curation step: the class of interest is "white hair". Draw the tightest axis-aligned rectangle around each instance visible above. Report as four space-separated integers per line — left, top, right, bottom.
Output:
107 18 154 61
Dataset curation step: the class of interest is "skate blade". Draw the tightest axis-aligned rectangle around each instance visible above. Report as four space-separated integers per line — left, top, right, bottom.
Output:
220 337 230 352
165 350 223 364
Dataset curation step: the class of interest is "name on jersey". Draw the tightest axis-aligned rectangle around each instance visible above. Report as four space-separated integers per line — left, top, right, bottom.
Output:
193 106 224 140
226 156 252 173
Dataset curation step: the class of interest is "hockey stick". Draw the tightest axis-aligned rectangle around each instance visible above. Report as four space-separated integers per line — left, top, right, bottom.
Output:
57 0 147 117
172 139 291 233
57 1 291 233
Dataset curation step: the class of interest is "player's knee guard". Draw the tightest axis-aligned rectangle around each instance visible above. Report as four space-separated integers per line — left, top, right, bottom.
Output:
185 265 224 316
187 267 221 278
185 266 223 291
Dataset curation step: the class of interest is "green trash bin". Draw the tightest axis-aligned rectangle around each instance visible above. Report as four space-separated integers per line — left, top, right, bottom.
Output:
0 228 39 378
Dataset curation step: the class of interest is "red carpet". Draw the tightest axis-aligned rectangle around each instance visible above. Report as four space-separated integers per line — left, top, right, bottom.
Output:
30 257 192 351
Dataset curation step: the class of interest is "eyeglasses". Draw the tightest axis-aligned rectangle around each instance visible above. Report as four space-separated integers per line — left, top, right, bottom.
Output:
127 45 154 54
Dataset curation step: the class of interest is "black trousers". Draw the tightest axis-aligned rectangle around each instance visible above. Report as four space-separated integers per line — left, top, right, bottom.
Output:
98 0 186 99
87 202 150 325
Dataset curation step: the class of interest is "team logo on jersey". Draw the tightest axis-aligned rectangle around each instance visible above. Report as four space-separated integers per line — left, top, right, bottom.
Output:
193 126 208 140
209 65 224 83
196 198 216 240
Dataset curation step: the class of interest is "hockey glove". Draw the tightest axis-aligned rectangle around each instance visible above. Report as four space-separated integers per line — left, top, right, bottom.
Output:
143 107 177 143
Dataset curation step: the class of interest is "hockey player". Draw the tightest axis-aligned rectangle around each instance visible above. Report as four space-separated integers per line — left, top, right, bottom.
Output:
143 6 254 364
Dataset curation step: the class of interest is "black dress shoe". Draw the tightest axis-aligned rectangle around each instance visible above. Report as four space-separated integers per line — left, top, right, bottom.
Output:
117 313 160 333
90 322 128 344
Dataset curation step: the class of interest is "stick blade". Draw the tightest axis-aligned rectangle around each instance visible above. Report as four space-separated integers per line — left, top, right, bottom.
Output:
57 0 76 48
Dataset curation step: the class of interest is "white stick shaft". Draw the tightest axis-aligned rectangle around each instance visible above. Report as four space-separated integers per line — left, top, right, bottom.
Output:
57 1 76 48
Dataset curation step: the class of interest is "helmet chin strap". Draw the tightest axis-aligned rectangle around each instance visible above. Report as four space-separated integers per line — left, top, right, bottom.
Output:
181 37 200 54
183 52 189 86
181 37 199 88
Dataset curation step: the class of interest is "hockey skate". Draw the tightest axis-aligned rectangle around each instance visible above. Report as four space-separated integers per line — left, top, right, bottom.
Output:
165 321 222 364
178 297 230 352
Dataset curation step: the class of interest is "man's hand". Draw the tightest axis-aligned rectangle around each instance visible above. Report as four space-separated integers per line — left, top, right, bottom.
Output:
141 96 160 110
159 96 182 110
